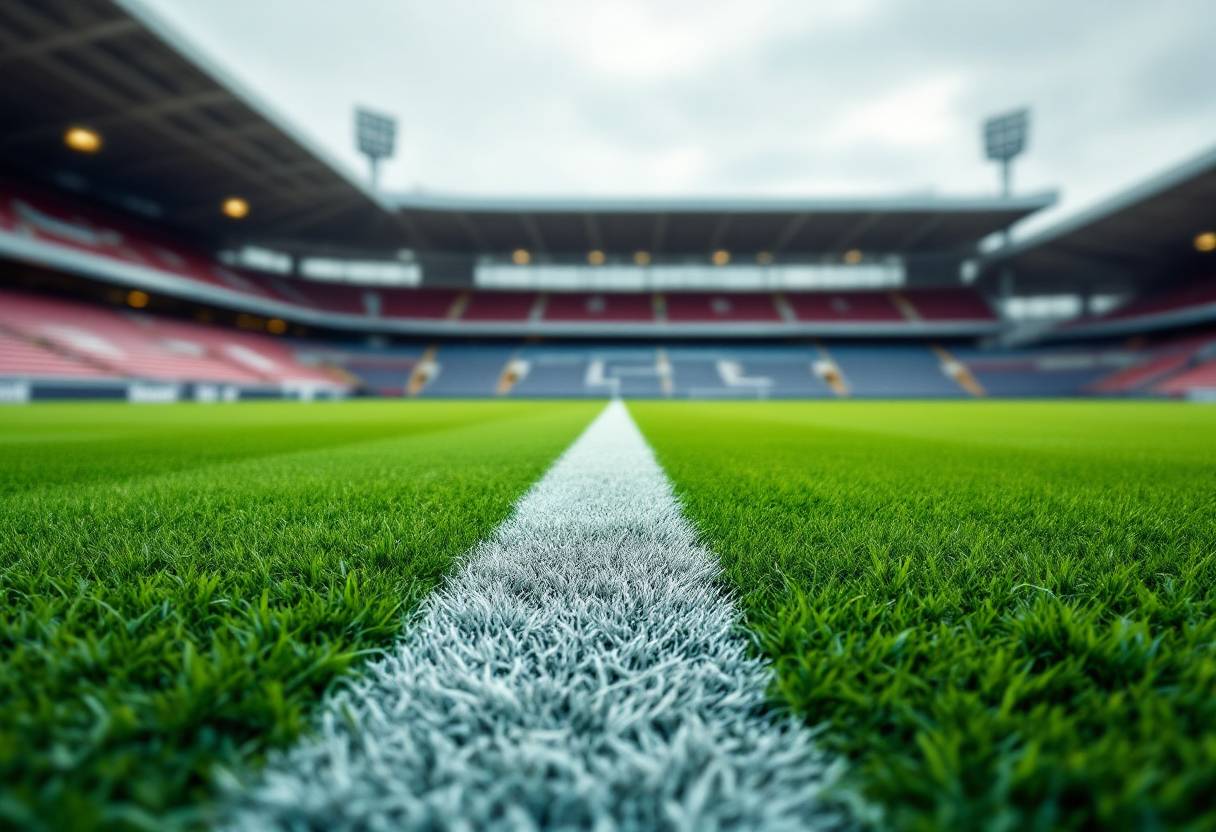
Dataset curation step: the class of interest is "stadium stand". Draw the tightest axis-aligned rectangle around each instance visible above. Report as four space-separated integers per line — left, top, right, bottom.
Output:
543 293 655 322
459 291 538 322
664 293 782 322
901 289 998 321
272 282 368 315
0 328 112 378
0 182 259 296
1154 358 1216 396
0 289 345 392
1099 278 1216 323
1087 335 1216 394
828 344 967 397
416 344 519 396
380 289 463 319
317 341 1157 400
4 277 1199 400
786 291 905 322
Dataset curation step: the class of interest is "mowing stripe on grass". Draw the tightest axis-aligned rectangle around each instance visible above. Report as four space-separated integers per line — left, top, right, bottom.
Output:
222 400 846 831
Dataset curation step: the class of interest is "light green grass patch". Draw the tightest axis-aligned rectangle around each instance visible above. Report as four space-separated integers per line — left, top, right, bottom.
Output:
0 400 600 832
631 401 1216 832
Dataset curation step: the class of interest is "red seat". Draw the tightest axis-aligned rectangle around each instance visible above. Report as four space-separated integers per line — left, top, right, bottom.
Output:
461 291 537 321
786 292 903 321
380 289 462 319
0 290 340 385
1154 359 1216 395
902 289 996 321
664 293 780 322
544 293 654 322
0 329 113 377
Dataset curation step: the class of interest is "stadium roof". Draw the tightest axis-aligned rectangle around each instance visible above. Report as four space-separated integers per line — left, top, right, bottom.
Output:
0 0 1055 262
980 142 1216 291
389 192 1056 257
0 0 404 251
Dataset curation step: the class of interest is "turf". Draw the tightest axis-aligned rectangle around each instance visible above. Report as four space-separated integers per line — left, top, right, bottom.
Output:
0 400 601 832
630 400 1216 832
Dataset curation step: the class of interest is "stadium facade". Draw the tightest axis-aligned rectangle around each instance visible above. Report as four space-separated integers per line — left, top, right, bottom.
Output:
1 0 1215 401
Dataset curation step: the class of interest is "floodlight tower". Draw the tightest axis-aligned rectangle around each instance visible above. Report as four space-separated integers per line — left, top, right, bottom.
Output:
983 108 1029 197
355 107 397 190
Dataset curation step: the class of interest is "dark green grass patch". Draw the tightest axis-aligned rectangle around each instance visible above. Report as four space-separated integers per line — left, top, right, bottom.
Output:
631 401 1216 832
0 401 600 832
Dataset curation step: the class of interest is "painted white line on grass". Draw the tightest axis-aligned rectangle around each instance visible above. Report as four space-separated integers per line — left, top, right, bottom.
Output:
223 401 847 831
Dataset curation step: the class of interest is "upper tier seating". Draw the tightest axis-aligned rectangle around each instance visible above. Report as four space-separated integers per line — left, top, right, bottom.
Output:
664 293 781 322
380 289 463 319
786 292 904 322
901 289 997 320
543 293 655 322
461 291 538 321
0 183 280 299
275 281 368 315
1105 278 1216 321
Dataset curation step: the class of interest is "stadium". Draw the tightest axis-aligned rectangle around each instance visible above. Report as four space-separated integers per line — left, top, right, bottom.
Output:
1 1 1214 830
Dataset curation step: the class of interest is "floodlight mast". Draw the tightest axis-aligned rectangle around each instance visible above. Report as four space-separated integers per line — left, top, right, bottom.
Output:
355 108 397 190
983 108 1029 306
983 108 1029 198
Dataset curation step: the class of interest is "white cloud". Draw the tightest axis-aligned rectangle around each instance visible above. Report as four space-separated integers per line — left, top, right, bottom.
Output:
828 75 968 148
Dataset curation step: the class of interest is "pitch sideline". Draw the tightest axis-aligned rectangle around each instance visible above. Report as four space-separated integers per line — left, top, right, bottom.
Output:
223 400 848 831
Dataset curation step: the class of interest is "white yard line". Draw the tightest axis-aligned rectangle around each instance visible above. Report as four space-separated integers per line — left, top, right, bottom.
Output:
223 401 847 831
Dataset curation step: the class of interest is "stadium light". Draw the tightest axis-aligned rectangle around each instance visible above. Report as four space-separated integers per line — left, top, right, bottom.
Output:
64 126 102 153
127 290 149 308
634 251 651 266
1195 231 1216 252
983 108 1030 197
222 197 249 219
512 249 531 265
355 107 397 190
712 250 730 266
588 250 605 265
843 249 863 265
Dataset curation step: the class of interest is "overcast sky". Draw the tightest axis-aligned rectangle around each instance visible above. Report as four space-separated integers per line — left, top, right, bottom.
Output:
135 0 1216 233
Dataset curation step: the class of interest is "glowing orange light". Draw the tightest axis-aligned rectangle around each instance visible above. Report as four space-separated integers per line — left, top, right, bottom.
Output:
588 250 605 265
712 250 730 266
64 126 102 153
126 290 149 308
222 197 249 219
633 250 651 266
1196 232 1216 253
512 249 531 265
267 318 287 334
843 249 863 265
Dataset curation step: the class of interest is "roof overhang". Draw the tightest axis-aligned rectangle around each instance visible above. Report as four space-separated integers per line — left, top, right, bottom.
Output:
980 142 1216 291
389 192 1057 257
0 0 405 252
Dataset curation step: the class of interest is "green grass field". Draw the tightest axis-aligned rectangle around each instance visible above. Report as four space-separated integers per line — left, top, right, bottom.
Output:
3 399 1215 831
0 401 600 832
632 401 1216 832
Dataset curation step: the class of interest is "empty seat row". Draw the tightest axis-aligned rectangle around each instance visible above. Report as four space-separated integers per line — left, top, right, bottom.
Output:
0 289 342 386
